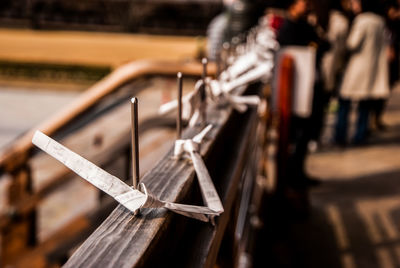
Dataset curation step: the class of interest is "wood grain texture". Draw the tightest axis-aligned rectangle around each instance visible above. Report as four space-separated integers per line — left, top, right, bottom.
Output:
64 83 262 268
64 104 230 267
189 110 259 268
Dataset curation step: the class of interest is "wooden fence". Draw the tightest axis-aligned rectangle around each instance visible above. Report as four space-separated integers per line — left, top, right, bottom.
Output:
0 60 230 267
63 82 268 267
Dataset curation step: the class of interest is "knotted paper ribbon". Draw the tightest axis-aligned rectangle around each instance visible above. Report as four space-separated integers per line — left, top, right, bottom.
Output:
159 74 263 122
174 124 224 219
32 129 223 223
159 82 204 127
159 30 277 120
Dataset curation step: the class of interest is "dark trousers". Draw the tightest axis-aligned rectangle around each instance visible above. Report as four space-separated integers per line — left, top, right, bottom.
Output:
370 98 386 125
287 116 312 187
310 85 331 141
335 98 371 144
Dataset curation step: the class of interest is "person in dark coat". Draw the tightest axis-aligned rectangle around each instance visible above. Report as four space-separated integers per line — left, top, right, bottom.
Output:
277 0 326 188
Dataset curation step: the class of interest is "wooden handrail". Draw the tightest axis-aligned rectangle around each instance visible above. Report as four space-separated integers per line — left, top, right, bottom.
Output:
0 60 216 172
63 83 262 268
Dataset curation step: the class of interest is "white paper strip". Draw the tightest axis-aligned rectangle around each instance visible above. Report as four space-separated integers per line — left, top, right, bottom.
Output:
189 151 223 213
174 125 224 216
32 131 147 212
32 130 223 223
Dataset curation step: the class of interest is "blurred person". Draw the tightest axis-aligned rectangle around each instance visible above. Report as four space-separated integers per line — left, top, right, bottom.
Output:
267 9 285 32
309 0 351 149
387 0 400 87
207 0 266 61
349 0 362 15
321 0 350 95
277 0 319 47
368 0 400 131
334 0 390 145
206 0 236 61
277 0 326 188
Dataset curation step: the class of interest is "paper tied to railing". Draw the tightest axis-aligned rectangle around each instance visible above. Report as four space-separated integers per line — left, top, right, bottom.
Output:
159 26 278 124
203 78 260 113
159 77 261 120
159 83 203 127
32 129 223 223
174 124 224 218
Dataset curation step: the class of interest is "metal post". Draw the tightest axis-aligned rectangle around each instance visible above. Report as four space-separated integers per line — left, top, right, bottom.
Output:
177 72 183 139
201 58 208 126
131 97 140 189
2 164 34 266
222 42 230 71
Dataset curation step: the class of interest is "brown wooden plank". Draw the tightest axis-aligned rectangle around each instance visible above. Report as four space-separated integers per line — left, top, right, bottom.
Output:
63 83 263 268
189 109 259 268
63 96 236 267
8 198 118 268
2 165 33 265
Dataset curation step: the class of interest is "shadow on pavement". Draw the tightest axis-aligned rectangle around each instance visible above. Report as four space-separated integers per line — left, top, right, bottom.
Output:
254 169 400 268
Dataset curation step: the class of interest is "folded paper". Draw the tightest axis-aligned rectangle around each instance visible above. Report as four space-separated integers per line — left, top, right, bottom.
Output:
32 129 223 223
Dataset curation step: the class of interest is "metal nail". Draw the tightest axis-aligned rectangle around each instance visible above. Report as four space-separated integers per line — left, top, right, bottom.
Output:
130 97 140 189
177 72 183 139
202 57 208 81
200 58 208 126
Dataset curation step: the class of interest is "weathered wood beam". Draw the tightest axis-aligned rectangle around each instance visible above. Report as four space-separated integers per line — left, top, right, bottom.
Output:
0 60 213 267
177 107 259 268
63 83 262 268
7 198 118 268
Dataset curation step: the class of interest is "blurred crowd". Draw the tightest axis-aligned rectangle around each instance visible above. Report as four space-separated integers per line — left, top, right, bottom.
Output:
207 0 400 188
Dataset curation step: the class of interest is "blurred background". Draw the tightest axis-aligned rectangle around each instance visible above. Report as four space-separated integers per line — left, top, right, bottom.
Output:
1 0 400 267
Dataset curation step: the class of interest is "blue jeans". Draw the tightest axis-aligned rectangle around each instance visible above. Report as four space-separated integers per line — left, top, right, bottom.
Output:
335 98 371 144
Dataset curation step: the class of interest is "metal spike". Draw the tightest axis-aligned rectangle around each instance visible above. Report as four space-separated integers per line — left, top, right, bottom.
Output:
130 97 140 189
200 58 208 126
177 72 183 139
202 57 208 81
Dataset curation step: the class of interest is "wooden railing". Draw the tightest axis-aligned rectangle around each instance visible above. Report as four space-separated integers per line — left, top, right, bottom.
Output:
0 60 215 171
0 60 217 267
63 82 267 268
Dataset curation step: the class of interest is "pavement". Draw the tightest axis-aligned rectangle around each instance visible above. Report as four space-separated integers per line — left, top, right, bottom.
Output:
255 85 400 268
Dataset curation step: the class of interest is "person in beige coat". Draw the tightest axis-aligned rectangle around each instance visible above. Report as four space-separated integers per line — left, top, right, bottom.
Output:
335 0 390 145
322 6 349 93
